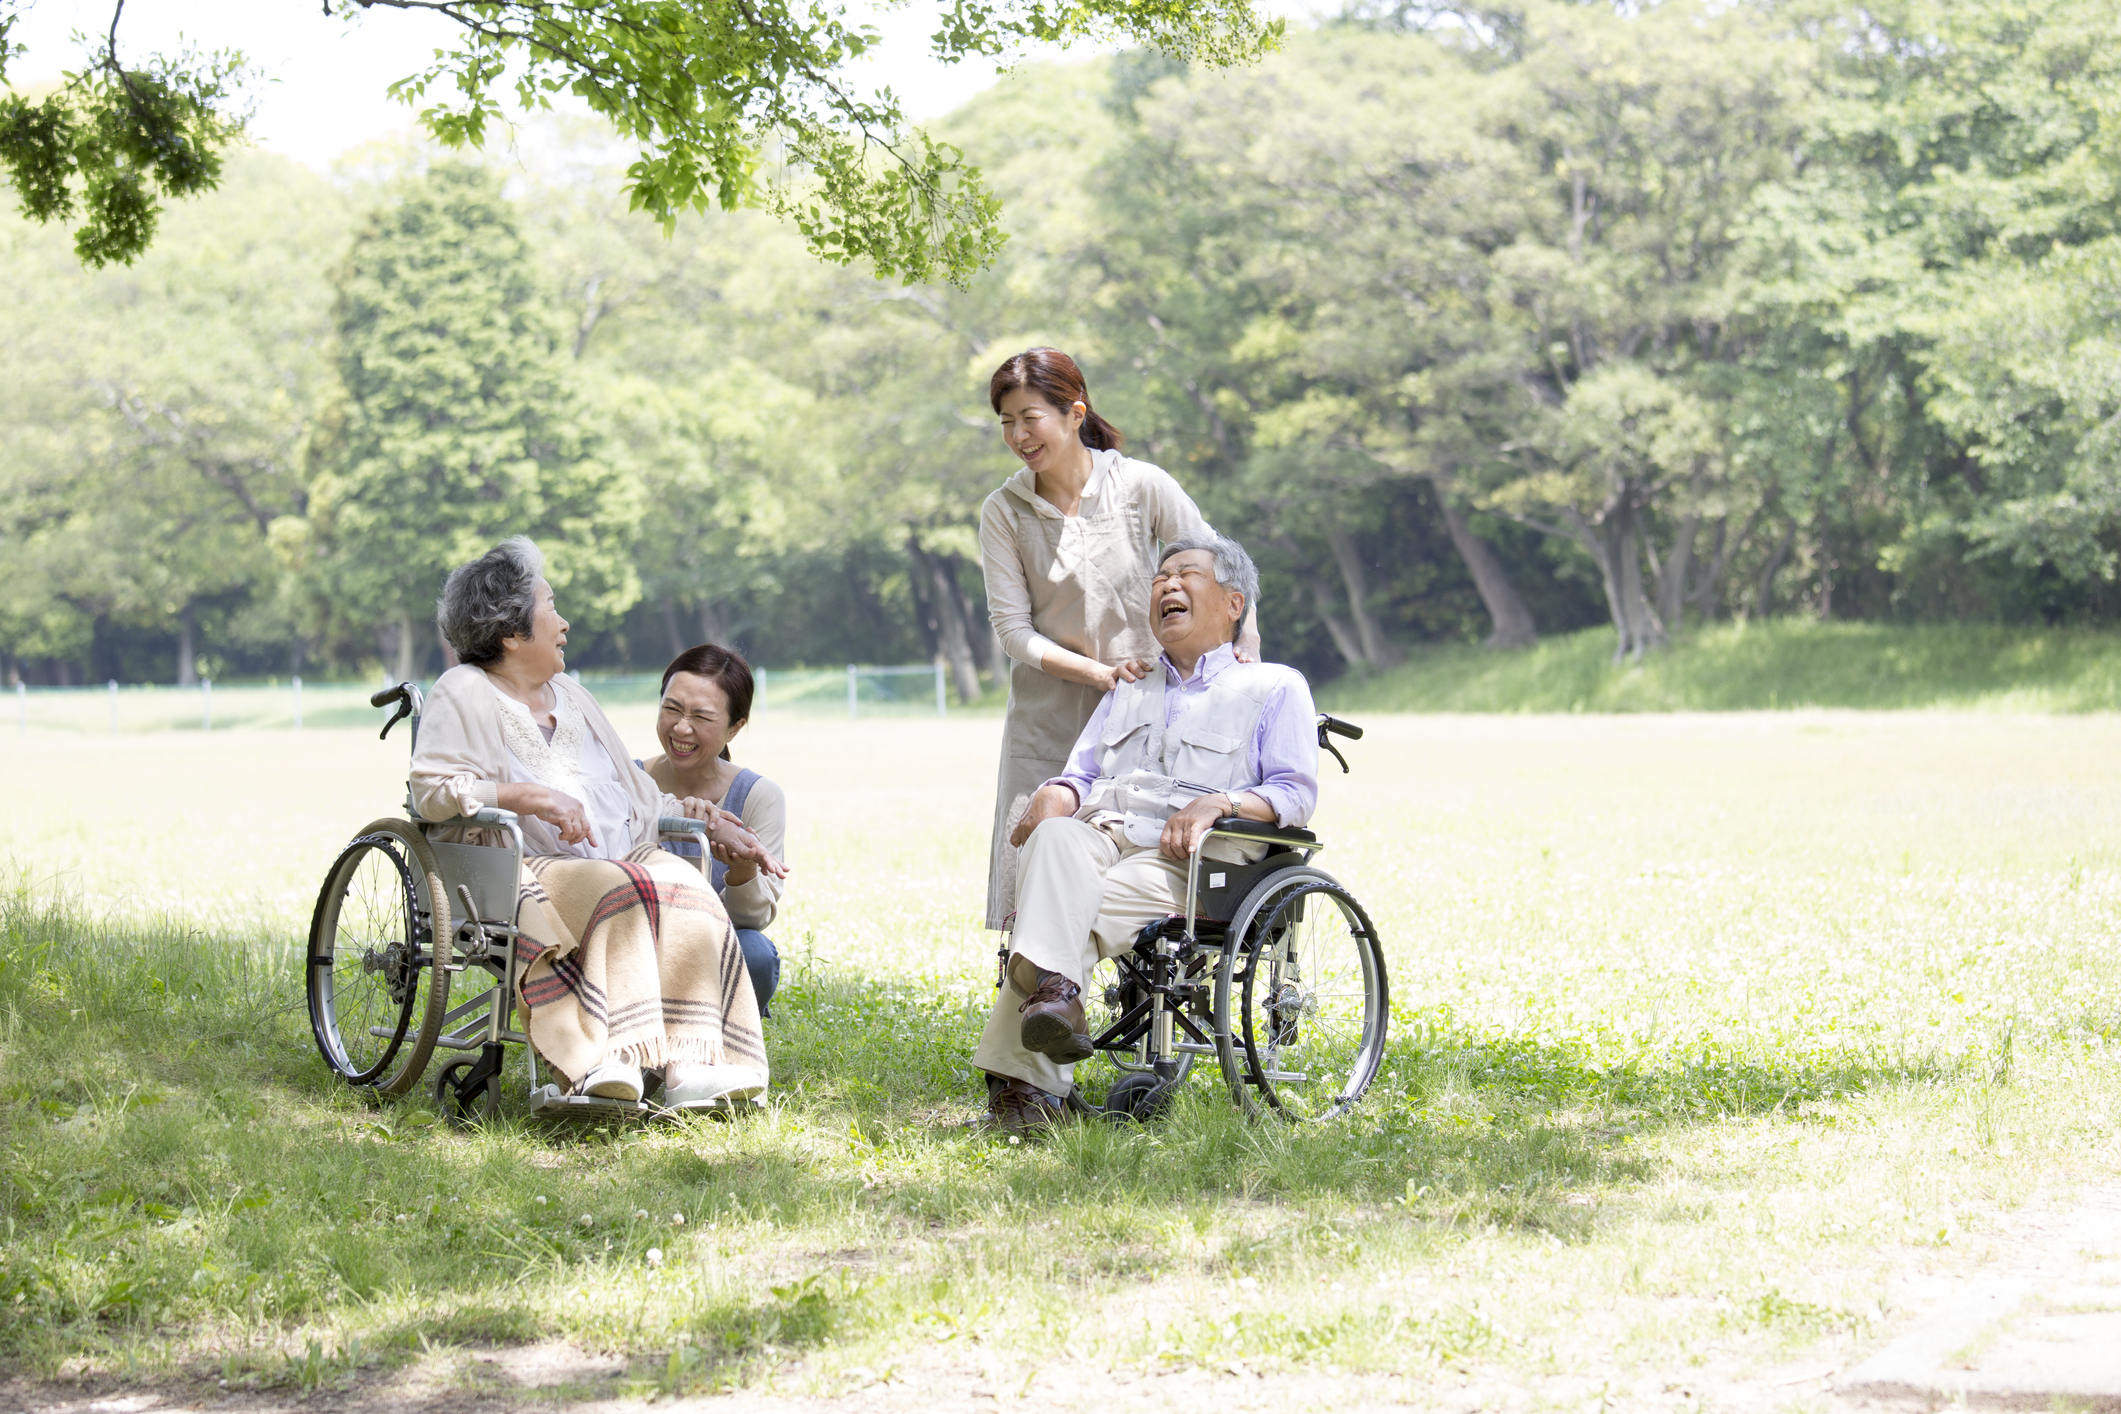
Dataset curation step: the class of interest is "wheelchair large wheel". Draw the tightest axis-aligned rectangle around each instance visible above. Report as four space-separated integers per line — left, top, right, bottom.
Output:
1215 871 1387 1121
306 819 453 1096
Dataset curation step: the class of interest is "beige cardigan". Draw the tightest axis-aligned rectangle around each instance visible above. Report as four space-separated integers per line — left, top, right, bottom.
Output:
410 665 681 855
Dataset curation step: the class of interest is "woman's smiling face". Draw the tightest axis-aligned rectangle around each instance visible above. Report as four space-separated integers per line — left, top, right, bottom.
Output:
997 386 1085 476
657 670 743 769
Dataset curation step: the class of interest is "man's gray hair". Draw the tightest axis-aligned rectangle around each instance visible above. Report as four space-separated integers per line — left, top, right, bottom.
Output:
1159 533 1259 620
437 536 545 667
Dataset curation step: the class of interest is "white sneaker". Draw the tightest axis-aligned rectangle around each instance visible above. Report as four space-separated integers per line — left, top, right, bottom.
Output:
579 1062 643 1102
663 1065 766 1110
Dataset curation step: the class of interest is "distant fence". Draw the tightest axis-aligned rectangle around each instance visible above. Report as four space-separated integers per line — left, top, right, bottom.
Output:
7 664 962 735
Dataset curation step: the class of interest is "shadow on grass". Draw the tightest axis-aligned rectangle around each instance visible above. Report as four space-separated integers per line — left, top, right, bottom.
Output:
0 887 1969 1378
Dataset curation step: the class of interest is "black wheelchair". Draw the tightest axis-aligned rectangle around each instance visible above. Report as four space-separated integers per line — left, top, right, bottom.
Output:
1033 714 1389 1123
302 682 715 1124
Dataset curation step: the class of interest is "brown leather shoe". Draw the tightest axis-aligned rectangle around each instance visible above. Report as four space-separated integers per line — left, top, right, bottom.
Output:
982 1073 1068 1133
1016 965 1093 1063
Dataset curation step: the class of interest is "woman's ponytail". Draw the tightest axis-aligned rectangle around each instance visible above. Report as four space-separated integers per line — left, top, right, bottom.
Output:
989 347 1126 453
1080 408 1123 451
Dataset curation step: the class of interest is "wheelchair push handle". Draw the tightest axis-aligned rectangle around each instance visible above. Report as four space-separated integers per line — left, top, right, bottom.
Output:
1315 713 1363 774
372 681 422 741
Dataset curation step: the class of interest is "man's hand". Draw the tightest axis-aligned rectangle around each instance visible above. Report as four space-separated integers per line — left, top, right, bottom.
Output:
1159 790 1273 861
1009 782 1080 847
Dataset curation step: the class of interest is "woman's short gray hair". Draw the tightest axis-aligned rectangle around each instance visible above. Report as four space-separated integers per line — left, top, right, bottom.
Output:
1158 533 1259 618
437 536 544 667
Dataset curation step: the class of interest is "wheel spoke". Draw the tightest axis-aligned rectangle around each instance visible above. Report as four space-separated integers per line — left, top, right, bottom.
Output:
1235 880 1387 1121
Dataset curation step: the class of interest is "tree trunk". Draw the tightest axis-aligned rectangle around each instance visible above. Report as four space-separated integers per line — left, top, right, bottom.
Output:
697 601 732 648
906 535 983 703
176 605 196 686
905 540 944 659
1431 488 1537 648
395 607 418 683
1573 499 1664 662
1652 515 1700 634
1686 507 1760 622
1306 577 1369 669
661 599 685 657
1754 522 1796 618
937 550 995 682
1324 523 1401 666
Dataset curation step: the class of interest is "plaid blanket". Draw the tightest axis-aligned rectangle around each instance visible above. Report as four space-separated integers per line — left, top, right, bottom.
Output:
513 846 766 1090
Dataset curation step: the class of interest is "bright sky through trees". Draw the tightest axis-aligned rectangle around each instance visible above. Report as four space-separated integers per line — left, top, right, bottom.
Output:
3 0 1017 168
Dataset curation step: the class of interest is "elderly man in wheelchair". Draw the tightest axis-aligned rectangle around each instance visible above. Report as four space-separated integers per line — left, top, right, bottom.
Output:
974 533 1387 1132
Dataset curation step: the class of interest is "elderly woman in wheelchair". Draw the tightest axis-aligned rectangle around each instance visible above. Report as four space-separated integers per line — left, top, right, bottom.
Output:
308 536 784 1119
974 533 1387 1131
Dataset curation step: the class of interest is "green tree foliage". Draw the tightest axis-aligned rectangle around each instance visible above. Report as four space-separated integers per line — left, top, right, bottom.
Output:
302 163 638 680
0 150 341 684
0 0 1281 281
14 1 2121 687
0 6 250 266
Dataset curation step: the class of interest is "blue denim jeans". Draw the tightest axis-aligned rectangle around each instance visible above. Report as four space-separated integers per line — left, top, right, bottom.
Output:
736 929 779 1017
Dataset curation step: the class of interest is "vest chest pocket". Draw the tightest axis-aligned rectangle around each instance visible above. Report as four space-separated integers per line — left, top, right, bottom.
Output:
1170 718 1244 787
1096 713 1154 775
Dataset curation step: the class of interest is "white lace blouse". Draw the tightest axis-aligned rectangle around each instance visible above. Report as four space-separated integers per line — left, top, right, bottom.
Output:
490 680 636 861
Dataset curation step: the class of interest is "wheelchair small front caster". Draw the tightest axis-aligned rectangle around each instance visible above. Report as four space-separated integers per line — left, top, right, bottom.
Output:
1102 1072 1176 1123
434 1052 502 1126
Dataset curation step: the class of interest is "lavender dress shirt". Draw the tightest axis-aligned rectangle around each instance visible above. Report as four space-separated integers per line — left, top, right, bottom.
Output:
1045 643 1320 828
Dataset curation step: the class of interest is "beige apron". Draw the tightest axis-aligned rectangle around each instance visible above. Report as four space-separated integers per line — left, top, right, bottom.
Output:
984 456 1209 929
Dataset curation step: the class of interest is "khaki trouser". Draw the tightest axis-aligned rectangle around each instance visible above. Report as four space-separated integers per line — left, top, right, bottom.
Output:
971 816 1188 1096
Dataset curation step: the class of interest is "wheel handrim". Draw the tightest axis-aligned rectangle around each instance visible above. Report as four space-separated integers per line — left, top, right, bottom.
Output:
1240 884 1385 1120
311 837 420 1084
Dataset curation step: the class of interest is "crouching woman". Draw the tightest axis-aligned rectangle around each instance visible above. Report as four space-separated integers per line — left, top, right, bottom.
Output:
410 536 783 1112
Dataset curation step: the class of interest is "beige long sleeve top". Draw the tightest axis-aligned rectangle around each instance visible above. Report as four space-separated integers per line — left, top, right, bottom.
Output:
638 753 787 932
410 664 680 855
978 448 1216 669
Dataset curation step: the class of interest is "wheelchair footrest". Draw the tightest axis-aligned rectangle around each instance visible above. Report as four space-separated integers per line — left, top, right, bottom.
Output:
527 1084 649 1121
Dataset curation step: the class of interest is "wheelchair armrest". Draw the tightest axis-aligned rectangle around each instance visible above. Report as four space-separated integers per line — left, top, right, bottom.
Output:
658 816 708 837
1209 817 1317 846
471 807 519 827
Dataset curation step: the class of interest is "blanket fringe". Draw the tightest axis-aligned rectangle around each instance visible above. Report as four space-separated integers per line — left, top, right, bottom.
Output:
610 1035 721 1071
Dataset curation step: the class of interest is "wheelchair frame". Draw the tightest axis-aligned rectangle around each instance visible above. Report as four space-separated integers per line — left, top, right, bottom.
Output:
304 681 717 1124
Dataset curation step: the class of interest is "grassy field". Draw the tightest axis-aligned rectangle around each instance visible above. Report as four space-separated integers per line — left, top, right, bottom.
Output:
3 708 2121 1407
1321 621 2121 713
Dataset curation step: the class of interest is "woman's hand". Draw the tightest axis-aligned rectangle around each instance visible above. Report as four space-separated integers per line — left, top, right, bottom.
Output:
497 783 597 847
1094 658 1152 694
679 798 788 881
1234 602 1262 664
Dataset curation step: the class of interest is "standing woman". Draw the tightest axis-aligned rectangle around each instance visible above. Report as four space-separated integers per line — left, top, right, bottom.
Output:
979 348 1257 930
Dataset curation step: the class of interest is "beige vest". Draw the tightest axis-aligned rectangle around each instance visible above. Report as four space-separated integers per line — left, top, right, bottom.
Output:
1077 661 1287 853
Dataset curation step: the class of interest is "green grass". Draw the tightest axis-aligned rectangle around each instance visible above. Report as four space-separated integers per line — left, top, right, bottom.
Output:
1319 620 2121 713
4 714 2121 1404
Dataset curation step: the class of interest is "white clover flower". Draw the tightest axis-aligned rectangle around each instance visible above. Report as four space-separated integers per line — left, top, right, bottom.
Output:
646 1248 664 1267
